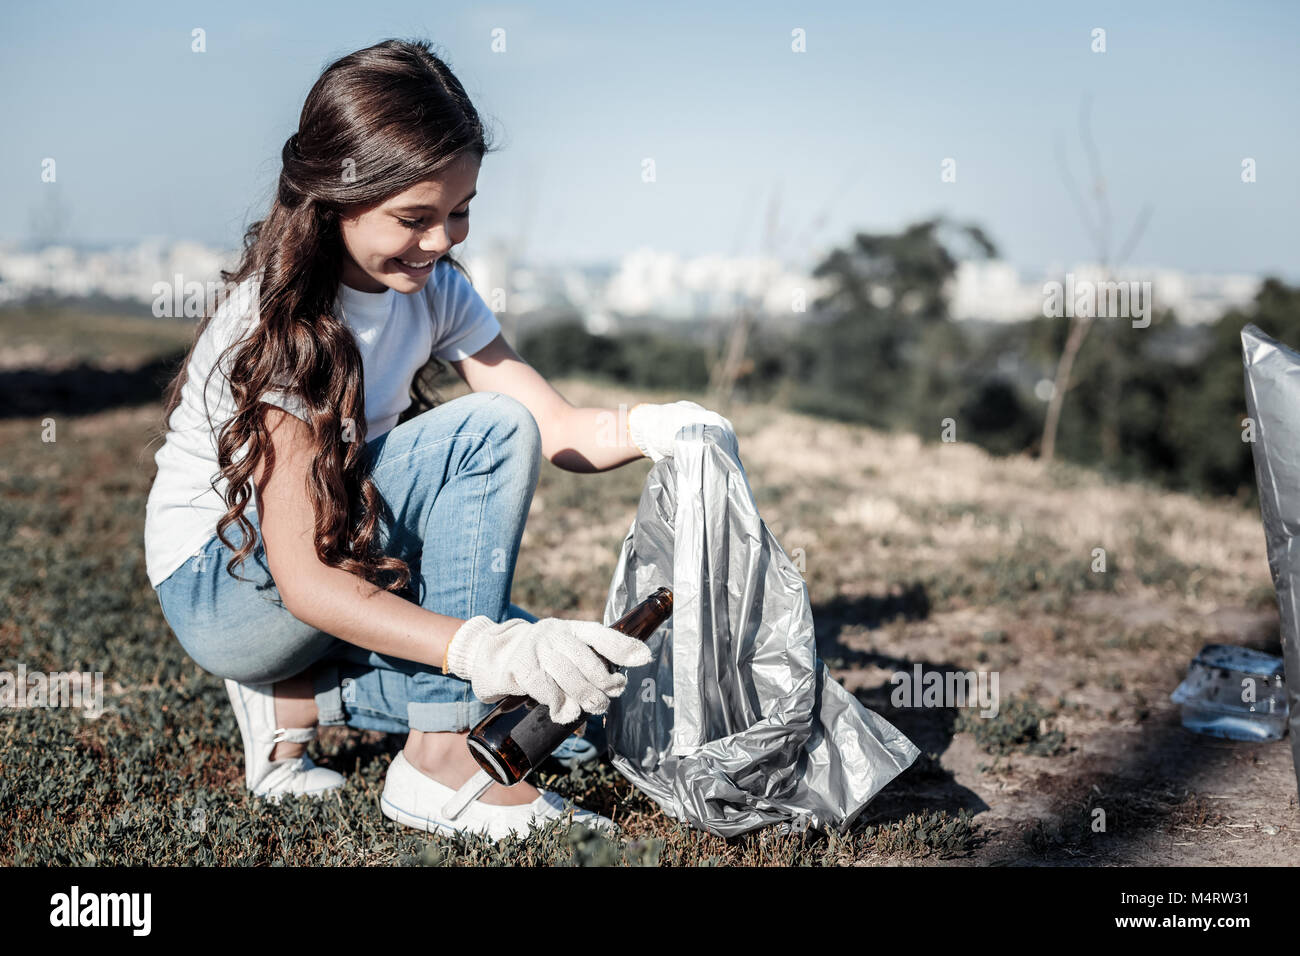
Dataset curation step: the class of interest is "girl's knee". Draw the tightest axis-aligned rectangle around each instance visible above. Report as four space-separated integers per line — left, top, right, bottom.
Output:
482 392 541 458
462 392 541 483
378 391 540 494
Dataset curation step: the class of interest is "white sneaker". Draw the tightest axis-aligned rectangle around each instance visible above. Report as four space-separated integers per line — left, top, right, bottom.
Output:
380 751 619 841
224 678 345 804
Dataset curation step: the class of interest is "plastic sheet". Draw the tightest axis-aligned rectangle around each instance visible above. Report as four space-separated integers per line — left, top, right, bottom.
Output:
1240 323 1300 797
601 422 921 838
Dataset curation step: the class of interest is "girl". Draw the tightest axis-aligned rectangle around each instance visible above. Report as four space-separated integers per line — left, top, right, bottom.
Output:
145 38 735 841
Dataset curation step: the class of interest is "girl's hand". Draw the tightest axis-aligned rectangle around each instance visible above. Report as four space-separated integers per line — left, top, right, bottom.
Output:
627 400 736 462
444 615 653 724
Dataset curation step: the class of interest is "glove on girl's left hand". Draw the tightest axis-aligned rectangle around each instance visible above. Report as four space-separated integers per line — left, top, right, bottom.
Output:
627 400 735 462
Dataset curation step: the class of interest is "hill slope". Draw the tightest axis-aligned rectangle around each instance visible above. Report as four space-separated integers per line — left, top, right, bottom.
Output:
0 371 1294 865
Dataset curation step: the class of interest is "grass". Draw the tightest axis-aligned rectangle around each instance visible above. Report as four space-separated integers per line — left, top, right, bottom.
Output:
0 392 965 866
0 302 195 367
953 694 1067 758
1 310 1290 865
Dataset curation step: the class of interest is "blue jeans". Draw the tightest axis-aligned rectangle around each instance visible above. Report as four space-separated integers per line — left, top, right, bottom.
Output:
154 391 602 747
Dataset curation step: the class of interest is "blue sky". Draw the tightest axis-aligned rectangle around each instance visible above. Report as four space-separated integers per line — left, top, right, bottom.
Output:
2 0 1297 279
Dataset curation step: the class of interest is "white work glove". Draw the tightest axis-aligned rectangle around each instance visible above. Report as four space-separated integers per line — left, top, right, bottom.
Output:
627 400 735 462
444 615 654 724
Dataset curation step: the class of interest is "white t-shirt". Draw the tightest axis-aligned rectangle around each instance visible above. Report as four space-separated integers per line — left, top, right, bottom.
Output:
144 260 502 588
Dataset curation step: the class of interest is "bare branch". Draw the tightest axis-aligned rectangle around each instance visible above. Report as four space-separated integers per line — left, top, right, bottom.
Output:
1055 131 1103 255
1116 202 1155 270
1078 94 1112 266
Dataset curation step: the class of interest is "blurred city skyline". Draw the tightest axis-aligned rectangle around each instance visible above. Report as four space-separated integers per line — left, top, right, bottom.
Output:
3 0 1297 283
0 236 1263 328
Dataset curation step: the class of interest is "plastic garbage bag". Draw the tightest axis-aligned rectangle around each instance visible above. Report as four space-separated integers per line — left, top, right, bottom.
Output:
1240 323 1300 797
601 421 921 838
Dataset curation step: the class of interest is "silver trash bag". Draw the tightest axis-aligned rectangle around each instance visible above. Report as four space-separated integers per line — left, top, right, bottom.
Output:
1241 323 1300 797
601 421 921 838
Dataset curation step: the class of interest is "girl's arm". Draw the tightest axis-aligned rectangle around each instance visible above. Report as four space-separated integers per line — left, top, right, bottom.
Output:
252 406 462 668
547 404 648 473
448 334 645 473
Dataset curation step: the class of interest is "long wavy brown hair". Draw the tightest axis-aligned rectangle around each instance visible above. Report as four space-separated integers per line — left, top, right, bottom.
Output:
157 38 497 593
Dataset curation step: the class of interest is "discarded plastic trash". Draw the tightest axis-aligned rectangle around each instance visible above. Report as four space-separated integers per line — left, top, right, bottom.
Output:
1170 643 1287 742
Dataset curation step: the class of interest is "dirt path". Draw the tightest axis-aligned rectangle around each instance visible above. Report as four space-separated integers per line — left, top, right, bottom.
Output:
833 596 1299 865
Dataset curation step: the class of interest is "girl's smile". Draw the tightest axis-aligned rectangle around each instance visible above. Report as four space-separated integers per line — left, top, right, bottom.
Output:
391 256 437 276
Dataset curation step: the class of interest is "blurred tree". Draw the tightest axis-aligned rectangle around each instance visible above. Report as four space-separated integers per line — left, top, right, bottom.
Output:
1170 278 1300 500
802 216 997 430
517 320 710 391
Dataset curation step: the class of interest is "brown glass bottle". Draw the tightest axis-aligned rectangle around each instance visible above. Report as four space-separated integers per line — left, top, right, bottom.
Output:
466 586 673 786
